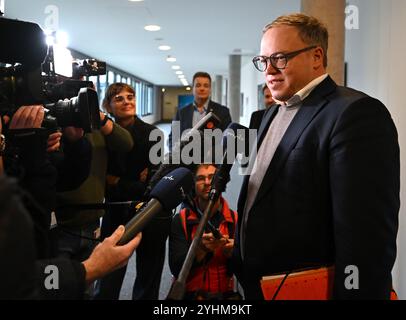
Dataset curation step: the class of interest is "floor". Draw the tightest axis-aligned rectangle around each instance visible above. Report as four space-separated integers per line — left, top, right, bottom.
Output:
118 122 244 300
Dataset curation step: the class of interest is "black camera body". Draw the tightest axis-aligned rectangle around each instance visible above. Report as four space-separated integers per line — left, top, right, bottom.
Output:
0 17 104 132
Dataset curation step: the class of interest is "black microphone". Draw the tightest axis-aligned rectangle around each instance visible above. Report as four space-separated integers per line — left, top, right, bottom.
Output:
146 111 221 194
210 122 249 197
118 167 193 245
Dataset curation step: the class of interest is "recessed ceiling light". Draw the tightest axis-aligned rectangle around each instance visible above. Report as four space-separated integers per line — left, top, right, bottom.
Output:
144 25 161 32
158 45 171 51
166 56 176 62
175 71 183 75
172 65 181 70
178 74 185 79
186 87 191 91
162 88 166 92
129 0 144 2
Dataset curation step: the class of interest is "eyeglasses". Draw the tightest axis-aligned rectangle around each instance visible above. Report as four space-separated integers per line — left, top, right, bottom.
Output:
252 45 317 72
113 94 135 103
195 174 215 184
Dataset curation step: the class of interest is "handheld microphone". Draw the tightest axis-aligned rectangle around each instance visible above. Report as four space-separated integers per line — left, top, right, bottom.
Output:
146 112 221 194
210 122 249 198
118 167 193 245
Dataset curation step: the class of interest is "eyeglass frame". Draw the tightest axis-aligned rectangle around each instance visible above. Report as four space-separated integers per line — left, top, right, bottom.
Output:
252 45 318 72
113 93 135 104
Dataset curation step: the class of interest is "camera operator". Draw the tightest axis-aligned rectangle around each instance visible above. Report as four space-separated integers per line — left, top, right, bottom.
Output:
3 105 60 257
51 109 133 299
0 110 143 299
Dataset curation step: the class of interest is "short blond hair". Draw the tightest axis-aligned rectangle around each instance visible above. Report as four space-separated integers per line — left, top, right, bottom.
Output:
264 13 328 67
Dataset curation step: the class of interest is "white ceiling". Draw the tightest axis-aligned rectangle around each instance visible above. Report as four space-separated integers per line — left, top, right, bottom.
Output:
4 0 300 86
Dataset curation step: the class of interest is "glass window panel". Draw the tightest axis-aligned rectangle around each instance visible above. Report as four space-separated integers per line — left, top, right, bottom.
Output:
108 71 115 84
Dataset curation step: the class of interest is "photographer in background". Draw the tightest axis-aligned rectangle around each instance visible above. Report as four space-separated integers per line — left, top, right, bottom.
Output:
169 163 238 300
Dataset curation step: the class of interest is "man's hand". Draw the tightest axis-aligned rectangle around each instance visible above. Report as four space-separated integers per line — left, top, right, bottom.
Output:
82 225 142 284
47 132 62 152
200 232 227 252
9 105 44 129
222 235 234 258
63 126 84 143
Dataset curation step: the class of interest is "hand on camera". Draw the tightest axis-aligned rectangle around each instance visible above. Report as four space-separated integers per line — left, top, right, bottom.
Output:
63 126 84 142
200 232 228 253
46 132 62 152
9 105 44 129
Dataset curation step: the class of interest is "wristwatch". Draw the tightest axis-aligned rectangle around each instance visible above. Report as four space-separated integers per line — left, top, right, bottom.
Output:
0 134 6 156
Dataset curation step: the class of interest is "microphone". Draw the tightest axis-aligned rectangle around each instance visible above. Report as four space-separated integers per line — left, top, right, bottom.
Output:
118 167 193 245
178 111 221 145
146 111 221 194
210 122 249 197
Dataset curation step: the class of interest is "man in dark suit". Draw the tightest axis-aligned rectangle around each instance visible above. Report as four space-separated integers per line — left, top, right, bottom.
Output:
249 84 275 131
233 13 399 300
168 72 232 150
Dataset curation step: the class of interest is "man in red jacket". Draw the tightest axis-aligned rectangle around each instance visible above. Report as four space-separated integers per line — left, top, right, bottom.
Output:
169 164 238 300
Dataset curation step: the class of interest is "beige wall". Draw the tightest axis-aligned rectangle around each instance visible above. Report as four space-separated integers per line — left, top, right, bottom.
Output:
301 0 346 85
161 87 193 121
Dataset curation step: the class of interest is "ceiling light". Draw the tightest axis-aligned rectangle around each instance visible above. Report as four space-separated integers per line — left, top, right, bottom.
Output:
162 88 166 92
158 45 171 51
172 65 181 70
129 0 144 2
144 25 161 32
178 75 185 79
166 56 177 62
175 71 183 75
186 87 191 91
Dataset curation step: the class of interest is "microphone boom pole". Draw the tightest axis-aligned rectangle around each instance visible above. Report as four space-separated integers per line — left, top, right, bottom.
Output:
166 190 220 300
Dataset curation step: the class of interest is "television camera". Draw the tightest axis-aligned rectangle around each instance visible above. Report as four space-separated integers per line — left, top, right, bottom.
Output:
0 17 106 132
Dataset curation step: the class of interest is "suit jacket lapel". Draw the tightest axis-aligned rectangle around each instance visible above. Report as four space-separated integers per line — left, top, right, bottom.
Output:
251 76 337 209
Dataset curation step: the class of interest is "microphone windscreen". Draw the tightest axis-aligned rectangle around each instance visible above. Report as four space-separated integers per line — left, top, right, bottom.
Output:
222 122 250 154
0 18 47 68
150 167 194 210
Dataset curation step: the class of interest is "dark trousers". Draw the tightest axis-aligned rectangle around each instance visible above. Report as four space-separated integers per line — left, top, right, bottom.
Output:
95 208 171 300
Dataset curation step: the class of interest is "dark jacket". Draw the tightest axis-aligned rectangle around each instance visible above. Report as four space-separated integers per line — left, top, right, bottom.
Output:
105 116 160 228
233 76 400 300
168 100 232 149
248 109 267 131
